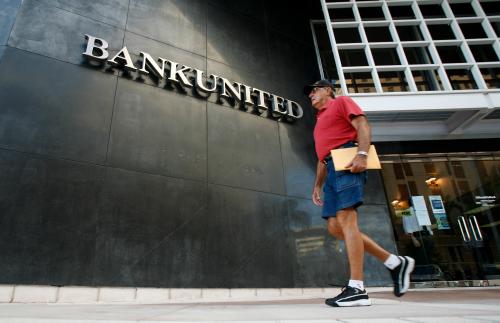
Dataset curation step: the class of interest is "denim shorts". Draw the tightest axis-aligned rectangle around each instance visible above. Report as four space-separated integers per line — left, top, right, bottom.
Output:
322 145 367 219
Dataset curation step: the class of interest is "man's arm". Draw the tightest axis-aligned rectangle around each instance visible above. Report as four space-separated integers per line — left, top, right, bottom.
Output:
346 115 371 173
312 160 327 206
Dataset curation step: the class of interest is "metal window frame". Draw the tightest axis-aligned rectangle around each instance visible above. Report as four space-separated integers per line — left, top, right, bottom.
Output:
313 0 500 94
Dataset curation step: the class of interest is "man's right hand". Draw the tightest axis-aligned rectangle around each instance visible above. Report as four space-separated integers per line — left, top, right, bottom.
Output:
312 186 323 206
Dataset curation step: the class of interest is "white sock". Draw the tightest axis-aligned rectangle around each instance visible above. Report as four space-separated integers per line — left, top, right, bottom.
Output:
348 279 364 290
384 254 402 270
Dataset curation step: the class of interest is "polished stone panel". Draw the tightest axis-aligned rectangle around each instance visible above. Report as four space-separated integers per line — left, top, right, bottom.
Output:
0 0 398 289
0 0 21 45
268 31 318 87
279 123 316 199
208 0 265 23
8 0 124 65
107 79 207 181
36 0 129 28
203 184 293 287
207 4 269 74
205 58 276 110
0 149 104 285
93 168 207 287
127 0 206 56
207 102 285 194
265 0 319 44
365 171 389 205
0 47 116 164
287 197 349 287
357 204 396 286
122 31 206 89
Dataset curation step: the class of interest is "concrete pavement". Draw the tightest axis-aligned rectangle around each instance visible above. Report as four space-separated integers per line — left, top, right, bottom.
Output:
0 287 499 322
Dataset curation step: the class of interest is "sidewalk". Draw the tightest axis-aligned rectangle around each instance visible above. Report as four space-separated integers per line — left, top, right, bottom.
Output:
0 287 499 322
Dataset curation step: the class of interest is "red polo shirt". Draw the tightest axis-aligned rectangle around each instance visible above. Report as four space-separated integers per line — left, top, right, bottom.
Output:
313 96 365 161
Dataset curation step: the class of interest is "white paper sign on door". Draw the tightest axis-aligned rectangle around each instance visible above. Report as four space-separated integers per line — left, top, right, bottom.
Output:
412 196 432 226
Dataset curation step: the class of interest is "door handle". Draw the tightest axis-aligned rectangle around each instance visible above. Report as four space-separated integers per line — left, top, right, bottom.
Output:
469 215 483 242
458 216 471 242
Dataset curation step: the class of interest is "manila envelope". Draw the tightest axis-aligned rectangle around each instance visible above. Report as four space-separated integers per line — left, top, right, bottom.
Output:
330 145 381 171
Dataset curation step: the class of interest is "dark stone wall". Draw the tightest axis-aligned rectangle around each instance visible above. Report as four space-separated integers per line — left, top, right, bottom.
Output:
0 0 395 287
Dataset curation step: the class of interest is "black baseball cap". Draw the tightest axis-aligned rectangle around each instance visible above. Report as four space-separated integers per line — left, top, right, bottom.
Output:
303 79 335 95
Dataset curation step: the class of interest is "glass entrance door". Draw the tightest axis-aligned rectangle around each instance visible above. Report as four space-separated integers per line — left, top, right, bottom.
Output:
380 153 500 283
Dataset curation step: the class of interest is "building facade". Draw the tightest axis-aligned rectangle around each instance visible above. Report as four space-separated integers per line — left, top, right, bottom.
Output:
0 0 498 290
0 0 398 288
312 0 500 282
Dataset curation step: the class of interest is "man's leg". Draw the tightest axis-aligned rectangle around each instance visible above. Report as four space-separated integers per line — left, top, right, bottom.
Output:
328 215 415 297
336 208 364 280
328 217 389 262
324 208 371 307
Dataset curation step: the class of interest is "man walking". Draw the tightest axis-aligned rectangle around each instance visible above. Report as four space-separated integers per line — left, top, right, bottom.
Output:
303 80 415 307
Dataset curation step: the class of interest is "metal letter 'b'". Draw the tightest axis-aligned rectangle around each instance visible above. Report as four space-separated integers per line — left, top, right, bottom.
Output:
83 34 109 61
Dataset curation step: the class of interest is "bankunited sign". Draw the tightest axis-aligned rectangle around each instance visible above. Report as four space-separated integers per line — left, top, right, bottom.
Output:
83 35 304 120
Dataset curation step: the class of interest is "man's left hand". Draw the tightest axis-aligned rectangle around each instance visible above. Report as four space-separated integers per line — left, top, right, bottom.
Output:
345 155 367 173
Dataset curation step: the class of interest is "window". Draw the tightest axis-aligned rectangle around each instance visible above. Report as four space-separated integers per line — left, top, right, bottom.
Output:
313 24 339 81
450 2 476 18
412 70 442 91
491 21 500 37
419 4 446 19
480 68 500 89
469 44 499 62
480 1 500 16
345 72 376 93
397 25 424 41
312 0 498 94
365 26 393 42
404 46 433 64
329 8 355 22
436 46 466 63
372 48 401 65
339 49 368 66
379 71 409 92
358 6 385 21
446 69 478 90
459 23 488 39
334 27 362 43
389 5 415 20
427 24 456 40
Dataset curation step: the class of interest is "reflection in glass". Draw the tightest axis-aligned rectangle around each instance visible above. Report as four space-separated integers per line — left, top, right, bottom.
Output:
380 155 500 282
379 71 409 92
344 72 376 93
413 70 442 91
446 69 478 90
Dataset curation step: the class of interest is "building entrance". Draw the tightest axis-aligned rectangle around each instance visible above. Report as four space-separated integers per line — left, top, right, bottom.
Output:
380 153 500 283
